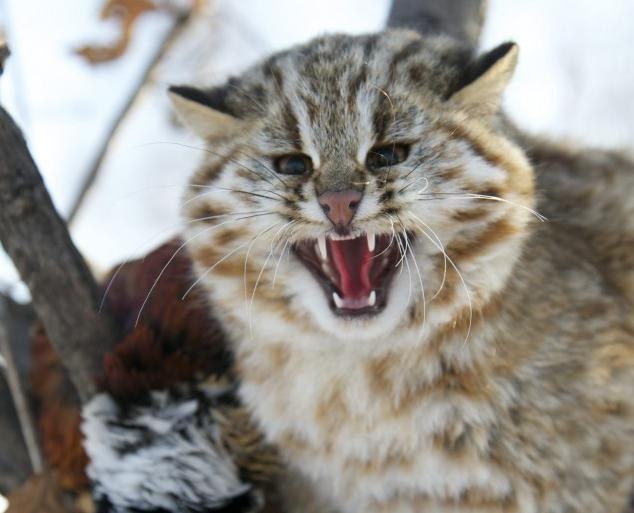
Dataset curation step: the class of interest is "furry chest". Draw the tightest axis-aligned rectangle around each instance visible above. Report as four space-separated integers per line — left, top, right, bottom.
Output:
237 343 514 512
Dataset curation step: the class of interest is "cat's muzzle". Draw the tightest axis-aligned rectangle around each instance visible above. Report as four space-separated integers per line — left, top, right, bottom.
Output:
293 232 406 317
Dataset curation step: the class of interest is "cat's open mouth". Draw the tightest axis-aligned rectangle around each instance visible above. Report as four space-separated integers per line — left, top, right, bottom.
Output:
293 233 403 317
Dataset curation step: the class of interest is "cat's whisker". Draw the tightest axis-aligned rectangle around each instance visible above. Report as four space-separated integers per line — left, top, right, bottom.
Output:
248 221 294 338
398 175 429 194
385 215 406 274
404 249 413 306
186 183 285 200
373 221 398 260
398 218 426 333
100 209 272 314
139 141 286 188
243 221 287 335
198 142 288 188
392 227 415 319
391 219 409 269
243 222 280 314
416 192 547 222
231 148 289 187
399 160 425 183
406 213 448 301
272 222 297 289
183 223 281 301
181 186 288 206
115 183 202 202
109 182 282 206
134 221 233 326
407 213 473 345
184 185 287 206
190 210 275 223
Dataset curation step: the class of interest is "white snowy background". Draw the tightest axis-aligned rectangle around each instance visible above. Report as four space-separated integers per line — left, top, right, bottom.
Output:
0 0 633 303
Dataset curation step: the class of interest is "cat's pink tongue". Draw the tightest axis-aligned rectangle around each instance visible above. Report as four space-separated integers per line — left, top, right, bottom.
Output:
328 237 373 299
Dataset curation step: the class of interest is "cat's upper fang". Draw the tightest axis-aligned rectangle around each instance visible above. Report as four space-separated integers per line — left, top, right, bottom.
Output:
317 235 328 260
367 233 376 252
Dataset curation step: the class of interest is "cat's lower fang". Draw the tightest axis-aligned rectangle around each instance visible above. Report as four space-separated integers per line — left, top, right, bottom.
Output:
333 292 344 308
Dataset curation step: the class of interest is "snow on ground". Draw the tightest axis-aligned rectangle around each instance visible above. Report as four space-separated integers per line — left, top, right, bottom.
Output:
1 0 633 296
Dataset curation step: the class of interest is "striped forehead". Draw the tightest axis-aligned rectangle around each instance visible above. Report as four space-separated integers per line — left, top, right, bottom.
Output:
257 33 430 160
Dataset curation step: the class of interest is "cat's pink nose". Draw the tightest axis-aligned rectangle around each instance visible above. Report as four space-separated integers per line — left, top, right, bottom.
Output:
318 189 363 231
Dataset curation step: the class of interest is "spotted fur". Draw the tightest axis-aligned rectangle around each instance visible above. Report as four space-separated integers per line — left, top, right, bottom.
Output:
171 30 634 513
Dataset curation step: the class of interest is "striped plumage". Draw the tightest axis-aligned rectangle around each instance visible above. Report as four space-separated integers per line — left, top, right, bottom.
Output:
170 30 634 513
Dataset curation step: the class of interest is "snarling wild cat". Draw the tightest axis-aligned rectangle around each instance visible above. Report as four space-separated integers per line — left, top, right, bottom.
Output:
169 30 634 513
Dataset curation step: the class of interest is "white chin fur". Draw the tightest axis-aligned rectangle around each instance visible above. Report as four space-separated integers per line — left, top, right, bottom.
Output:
287 257 414 341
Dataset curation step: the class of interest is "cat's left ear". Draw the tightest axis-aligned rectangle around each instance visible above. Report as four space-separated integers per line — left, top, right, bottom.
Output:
449 42 518 116
168 85 244 140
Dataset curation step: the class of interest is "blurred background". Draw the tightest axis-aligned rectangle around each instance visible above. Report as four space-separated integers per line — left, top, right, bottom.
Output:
1 0 634 302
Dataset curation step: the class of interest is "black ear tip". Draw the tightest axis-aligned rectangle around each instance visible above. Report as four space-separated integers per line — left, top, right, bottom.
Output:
167 84 232 114
484 41 517 66
168 85 200 99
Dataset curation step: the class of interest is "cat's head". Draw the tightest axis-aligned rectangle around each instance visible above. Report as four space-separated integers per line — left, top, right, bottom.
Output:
171 30 535 343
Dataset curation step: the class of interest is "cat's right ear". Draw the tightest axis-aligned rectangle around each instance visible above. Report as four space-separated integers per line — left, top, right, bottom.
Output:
168 85 243 140
449 42 518 117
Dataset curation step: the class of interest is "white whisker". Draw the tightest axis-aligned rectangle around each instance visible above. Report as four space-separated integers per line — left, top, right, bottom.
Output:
408 213 473 345
399 220 426 334
247 222 293 337
417 192 547 222
182 223 281 301
272 222 297 288
134 220 240 326
99 209 274 312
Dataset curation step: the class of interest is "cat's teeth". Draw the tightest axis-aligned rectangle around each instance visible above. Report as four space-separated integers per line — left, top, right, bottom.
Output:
317 235 328 260
329 233 355 241
333 292 344 308
366 233 376 252
368 290 376 306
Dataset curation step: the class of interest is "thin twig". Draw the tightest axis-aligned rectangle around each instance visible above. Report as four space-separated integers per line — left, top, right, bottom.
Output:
67 7 196 223
0 303 43 474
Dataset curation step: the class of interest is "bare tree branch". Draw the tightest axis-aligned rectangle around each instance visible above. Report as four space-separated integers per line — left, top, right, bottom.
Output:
386 0 488 49
0 44 119 403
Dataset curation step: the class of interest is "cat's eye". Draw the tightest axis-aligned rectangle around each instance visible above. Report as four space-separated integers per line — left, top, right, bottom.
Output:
274 154 313 175
366 144 409 171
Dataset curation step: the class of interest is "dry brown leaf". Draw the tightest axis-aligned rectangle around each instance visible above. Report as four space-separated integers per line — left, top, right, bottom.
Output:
75 0 157 64
6 472 72 513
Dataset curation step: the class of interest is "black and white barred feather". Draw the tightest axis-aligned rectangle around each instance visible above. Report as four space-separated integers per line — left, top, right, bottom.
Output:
82 388 263 513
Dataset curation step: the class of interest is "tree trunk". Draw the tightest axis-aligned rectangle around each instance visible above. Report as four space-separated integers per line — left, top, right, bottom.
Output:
387 0 487 49
0 74 118 402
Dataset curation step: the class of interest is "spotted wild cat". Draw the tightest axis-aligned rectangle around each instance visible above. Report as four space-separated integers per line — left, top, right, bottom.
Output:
168 30 634 513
